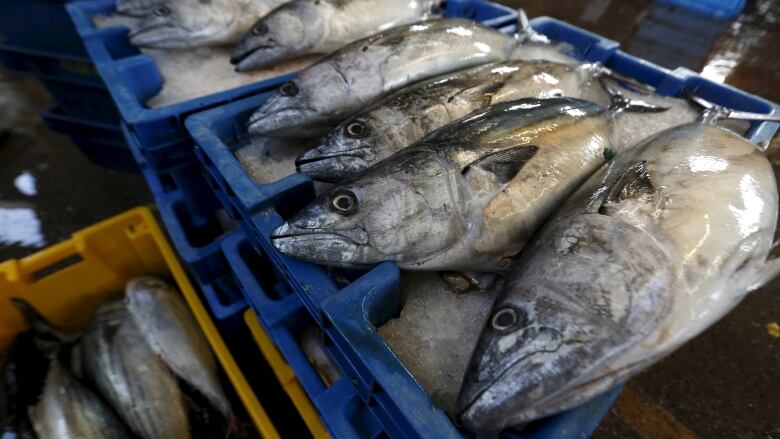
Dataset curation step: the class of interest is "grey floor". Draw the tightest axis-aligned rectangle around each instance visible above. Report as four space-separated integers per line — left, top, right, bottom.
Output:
1 0 779 438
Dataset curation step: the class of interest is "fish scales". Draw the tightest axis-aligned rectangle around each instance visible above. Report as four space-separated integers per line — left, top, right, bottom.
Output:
272 97 618 272
457 123 780 432
300 61 608 181
247 18 576 137
232 0 442 70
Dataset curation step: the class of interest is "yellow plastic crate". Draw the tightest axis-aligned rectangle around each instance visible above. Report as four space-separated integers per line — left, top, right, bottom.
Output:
0 207 280 439
244 310 330 439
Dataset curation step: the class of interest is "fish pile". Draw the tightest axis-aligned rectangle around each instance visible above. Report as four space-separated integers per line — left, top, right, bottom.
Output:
219 7 780 435
1 276 237 439
96 1 780 434
94 0 450 107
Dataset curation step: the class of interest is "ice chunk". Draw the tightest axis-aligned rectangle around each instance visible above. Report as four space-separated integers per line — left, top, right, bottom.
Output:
235 136 332 194
378 272 498 416
92 14 316 108
234 137 310 184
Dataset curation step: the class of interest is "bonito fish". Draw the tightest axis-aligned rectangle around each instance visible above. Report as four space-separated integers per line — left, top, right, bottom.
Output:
30 359 131 439
126 276 233 421
272 96 660 271
231 0 443 71
297 60 611 181
246 18 576 137
122 0 290 49
81 299 191 439
457 122 780 433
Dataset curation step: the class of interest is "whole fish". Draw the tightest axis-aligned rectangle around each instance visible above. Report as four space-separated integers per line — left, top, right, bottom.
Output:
297 60 611 181
231 0 443 71
124 0 290 49
272 96 661 272
126 276 233 422
457 122 780 433
246 18 576 137
2 299 76 439
29 359 131 439
81 299 192 439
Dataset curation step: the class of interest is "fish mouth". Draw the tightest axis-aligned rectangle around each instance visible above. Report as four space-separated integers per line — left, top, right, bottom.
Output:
128 23 180 47
457 328 564 427
272 222 369 258
272 223 367 245
295 148 372 182
230 44 279 72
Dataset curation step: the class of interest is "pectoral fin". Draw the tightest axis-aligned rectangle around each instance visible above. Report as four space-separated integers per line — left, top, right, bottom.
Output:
462 146 539 184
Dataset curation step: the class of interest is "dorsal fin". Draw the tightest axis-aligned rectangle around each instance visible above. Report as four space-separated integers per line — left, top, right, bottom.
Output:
462 146 539 183
606 160 653 203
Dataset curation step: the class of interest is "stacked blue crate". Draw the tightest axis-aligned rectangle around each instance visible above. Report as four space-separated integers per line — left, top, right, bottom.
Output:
0 0 133 171
185 15 779 439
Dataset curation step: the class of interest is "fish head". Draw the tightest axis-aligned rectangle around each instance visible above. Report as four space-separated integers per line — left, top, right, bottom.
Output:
296 108 402 182
128 0 239 49
273 148 465 266
247 63 350 137
456 281 613 431
231 2 324 71
116 0 167 16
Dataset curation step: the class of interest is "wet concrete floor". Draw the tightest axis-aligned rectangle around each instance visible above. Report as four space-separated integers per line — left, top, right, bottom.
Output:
1 0 779 437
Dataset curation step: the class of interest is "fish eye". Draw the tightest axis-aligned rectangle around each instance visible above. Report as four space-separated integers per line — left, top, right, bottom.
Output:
252 23 268 36
345 121 368 138
330 190 358 215
279 82 298 97
491 307 520 331
153 5 171 16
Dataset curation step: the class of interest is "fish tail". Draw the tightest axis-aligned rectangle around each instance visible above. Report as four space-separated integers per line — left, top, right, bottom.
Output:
514 9 550 44
10 298 77 344
601 78 669 114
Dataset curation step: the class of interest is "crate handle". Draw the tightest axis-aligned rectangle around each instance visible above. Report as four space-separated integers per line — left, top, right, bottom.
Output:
20 240 83 281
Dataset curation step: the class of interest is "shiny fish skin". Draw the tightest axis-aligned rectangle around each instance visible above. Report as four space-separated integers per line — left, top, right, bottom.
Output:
298 60 609 181
126 276 233 421
458 123 780 432
231 0 442 71
82 300 191 439
247 18 576 137
125 0 290 49
272 97 617 271
30 359 131 439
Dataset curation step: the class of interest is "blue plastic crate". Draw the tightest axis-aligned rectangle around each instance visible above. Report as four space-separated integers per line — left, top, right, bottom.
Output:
0 43 103 84
65 0 517 175
40 77 119 124
186 15 780 439
40 105 136 172
657 0 745 20
223 230 407 439
0 0 88 57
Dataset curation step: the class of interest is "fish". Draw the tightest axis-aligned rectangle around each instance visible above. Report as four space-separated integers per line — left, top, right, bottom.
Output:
2 299 74 439
456 121 780 433
81 299 192 439
297 60 611 182
125 276 233 422
246 18 577 137
230 0 443 71
124 0 290 49
29 359 131 439
272 96 663 272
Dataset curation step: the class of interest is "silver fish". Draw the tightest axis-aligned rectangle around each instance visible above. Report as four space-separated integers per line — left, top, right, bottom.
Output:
231 0 443 71
125 0 290 49
30 359 131 439
125 276 233 422
246 18 576 137
457 122 780 433
297 60 611 181
272 97 653 271
81 300 191 439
